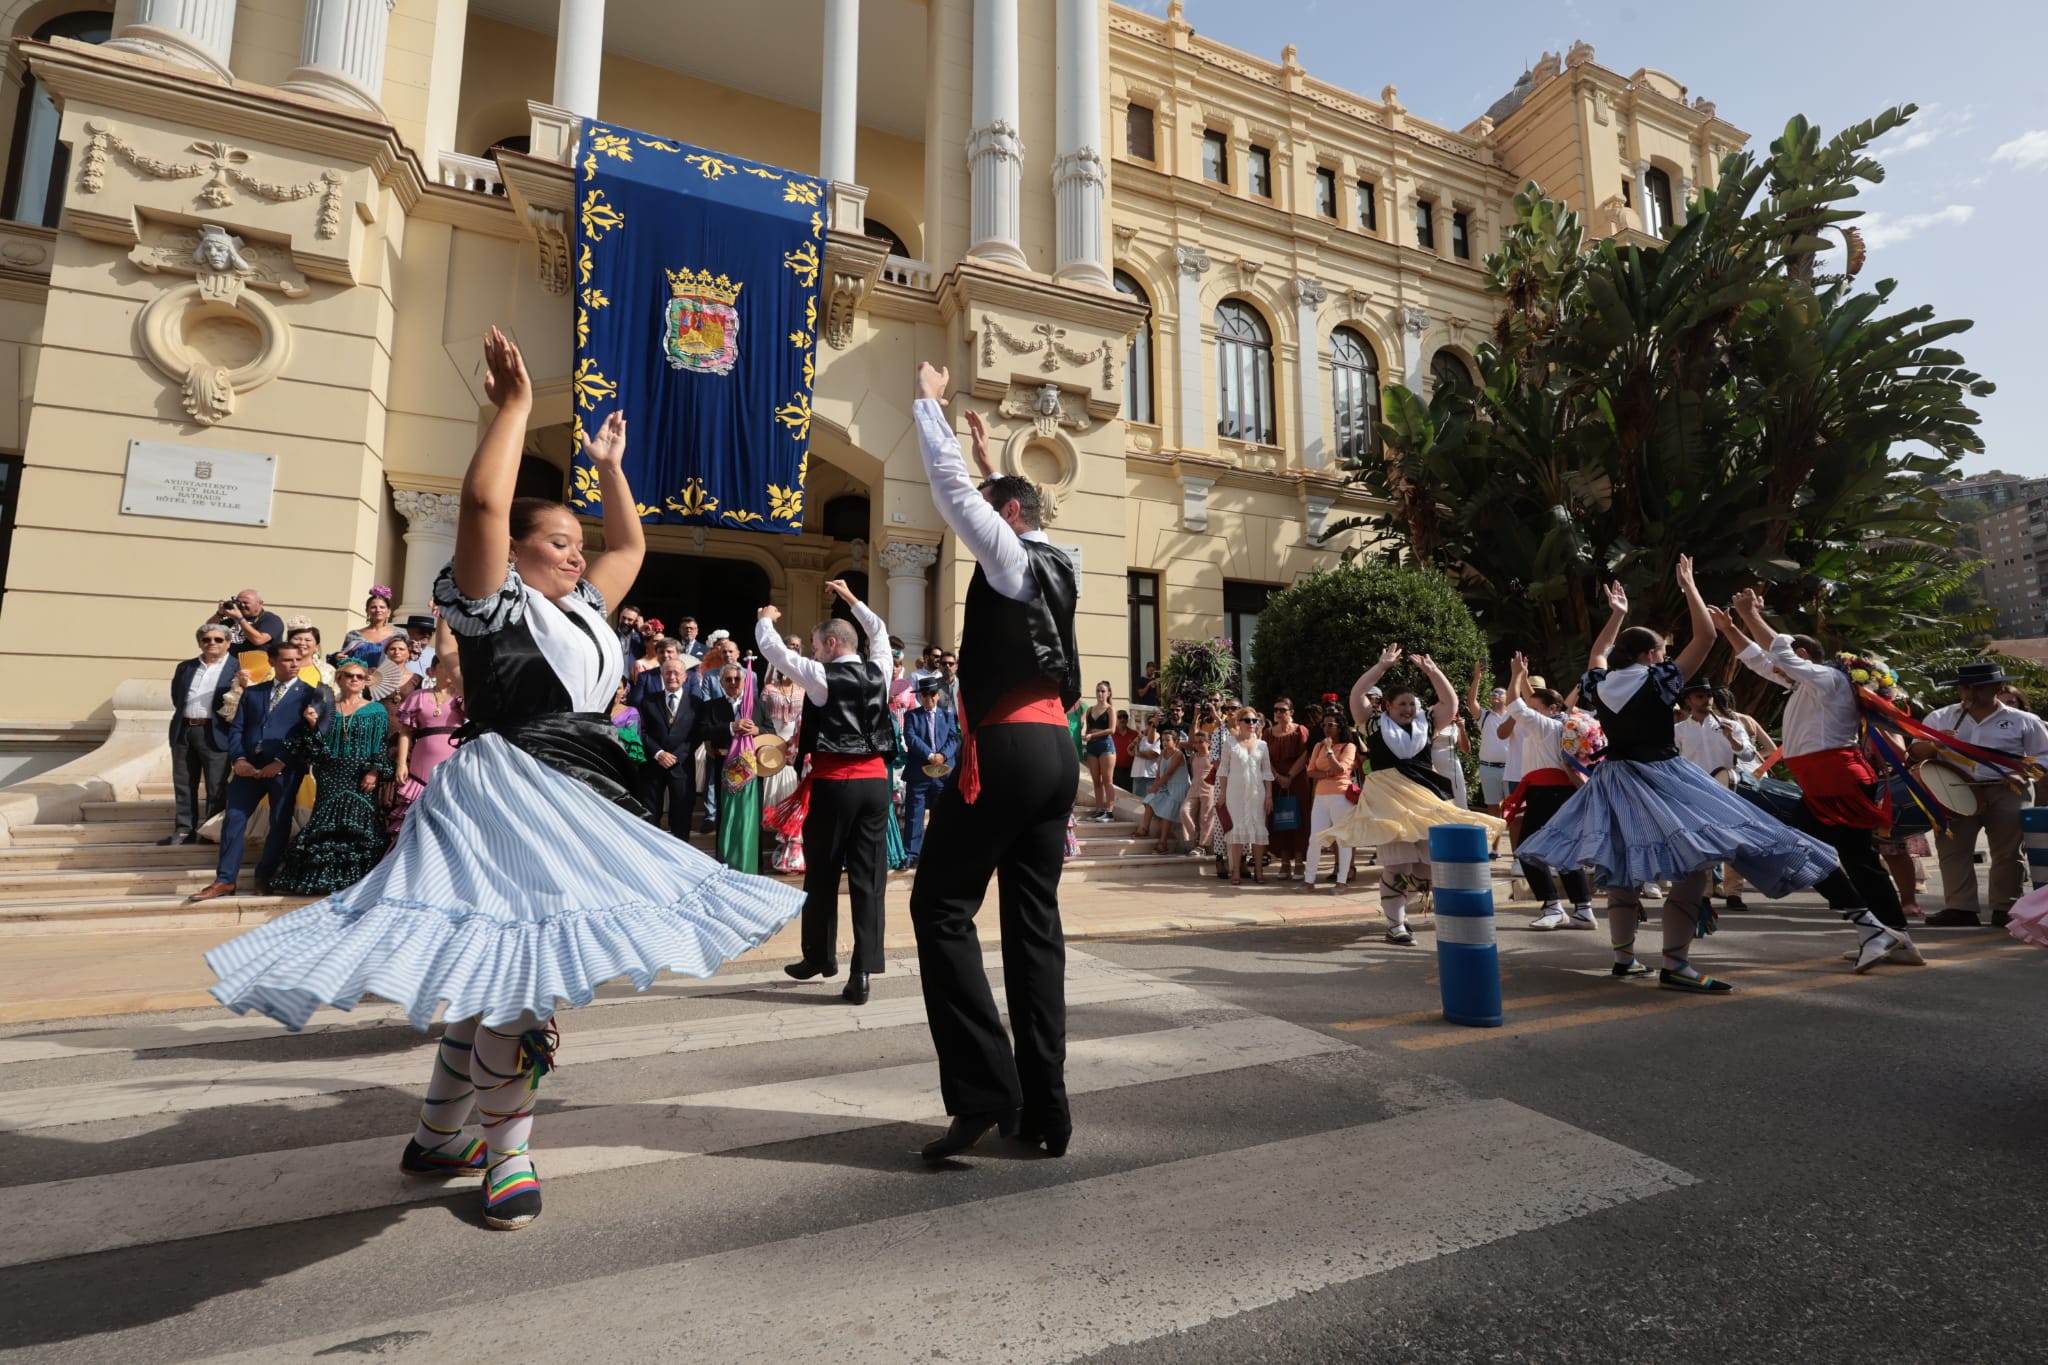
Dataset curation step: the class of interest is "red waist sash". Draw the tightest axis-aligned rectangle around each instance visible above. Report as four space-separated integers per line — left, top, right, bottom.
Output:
1785 747 1889 829
960 677 1067 804
812 753 886 782
1500 766 1571 824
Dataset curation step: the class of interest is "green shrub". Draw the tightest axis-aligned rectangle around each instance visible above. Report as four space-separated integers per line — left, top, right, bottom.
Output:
1249 562 1490 716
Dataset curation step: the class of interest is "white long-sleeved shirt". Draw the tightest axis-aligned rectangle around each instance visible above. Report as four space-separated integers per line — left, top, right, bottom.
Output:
1735 635 1858 758
753 597 891 707
912 398 1050 601
182 655 229 719
1506 697 1566 773
1922 702 2048 772
1675 713 1743 777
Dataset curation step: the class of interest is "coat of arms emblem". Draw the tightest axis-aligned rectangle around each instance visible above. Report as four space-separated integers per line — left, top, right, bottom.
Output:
663 266 742 375
193 460 214 480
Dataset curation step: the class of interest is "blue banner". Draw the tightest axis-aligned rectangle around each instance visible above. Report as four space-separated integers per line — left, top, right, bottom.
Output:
570 122 823 533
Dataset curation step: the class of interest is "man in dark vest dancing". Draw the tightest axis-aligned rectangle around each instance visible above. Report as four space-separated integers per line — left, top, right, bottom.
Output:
908 361 1082 1162
755 579 894 1005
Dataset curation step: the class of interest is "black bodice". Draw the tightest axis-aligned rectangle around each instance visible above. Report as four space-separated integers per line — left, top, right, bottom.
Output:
1592 665 1682 763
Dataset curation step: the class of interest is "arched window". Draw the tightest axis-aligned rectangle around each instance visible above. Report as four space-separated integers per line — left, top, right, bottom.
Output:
1113 269 1155 425
821 494 869 542
866 219 910 258
1330 327 1381 464
3 12 112 227
1430 349 1471 396
1643 166 1676 236
1215 299 1274 445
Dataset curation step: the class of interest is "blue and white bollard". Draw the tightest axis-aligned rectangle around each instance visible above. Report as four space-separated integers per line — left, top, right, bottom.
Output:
2023 807 2048 892
1428 824 1503 1028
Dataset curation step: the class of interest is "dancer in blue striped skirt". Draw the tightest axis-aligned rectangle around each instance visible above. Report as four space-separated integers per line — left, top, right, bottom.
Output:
207 330 804 1230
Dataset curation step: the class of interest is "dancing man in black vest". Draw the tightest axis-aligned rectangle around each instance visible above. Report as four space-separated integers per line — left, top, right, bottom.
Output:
754 579 893 1005
908 362 1082 1162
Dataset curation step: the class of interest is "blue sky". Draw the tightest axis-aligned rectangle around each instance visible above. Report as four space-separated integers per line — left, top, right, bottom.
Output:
1138 1 2048 476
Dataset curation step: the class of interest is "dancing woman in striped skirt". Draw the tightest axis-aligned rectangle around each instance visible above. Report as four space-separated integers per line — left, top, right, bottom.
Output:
207 330 803 1229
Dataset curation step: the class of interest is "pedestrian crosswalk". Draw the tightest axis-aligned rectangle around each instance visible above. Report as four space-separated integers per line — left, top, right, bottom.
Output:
0 947 1695 1363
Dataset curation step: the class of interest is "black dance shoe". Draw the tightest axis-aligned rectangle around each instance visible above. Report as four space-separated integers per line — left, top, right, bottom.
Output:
1016 1101 1073 1158
784 960 840 981
841 972 870 1005
920 1109 1019 1162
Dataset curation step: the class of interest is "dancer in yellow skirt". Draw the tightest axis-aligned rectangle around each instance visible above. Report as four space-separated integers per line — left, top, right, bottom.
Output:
1319 644 1505 943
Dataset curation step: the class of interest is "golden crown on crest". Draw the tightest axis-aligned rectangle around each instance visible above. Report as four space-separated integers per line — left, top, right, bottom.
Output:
665 266 742 304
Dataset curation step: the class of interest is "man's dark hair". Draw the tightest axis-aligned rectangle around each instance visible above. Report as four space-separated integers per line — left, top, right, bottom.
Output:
620 602 642 616
1530 686 1563 710
983 474 1042 530
679 616 697 627
1789 634 1826 661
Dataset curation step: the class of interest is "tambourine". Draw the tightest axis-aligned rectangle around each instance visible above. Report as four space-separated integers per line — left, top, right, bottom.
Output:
922 759 953 779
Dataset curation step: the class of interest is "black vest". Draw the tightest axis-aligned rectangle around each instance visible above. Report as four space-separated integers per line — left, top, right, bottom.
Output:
798 657 892 758
1594 669 1681 763
957 539 1080 729
1365 716 1453 800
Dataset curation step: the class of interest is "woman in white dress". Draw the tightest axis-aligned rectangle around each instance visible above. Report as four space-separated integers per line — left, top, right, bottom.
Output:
1215 707 1275 885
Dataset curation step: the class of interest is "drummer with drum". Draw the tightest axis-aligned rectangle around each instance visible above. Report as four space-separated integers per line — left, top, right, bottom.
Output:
1720 592 1924 972
1914 661 2048 929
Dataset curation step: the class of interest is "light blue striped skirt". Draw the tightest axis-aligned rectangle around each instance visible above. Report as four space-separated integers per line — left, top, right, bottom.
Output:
206 732 804 1031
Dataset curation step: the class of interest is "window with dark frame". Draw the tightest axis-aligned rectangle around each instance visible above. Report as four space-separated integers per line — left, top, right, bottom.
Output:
1113 270 1155 425
1127 571 1160 699
1330 328 1382 465
1247 145 1272 198
2 12 113 227
1452 211 1471 260
0 453 21 616
1222 581 1274 687
1644 166 1676 236
1356 181 1377 231
1414 200 1436 250
1215 300 1275 446
1314 167 1337 218
1125 104 1156 162
1430 348 1471 396
1201 130 1229 185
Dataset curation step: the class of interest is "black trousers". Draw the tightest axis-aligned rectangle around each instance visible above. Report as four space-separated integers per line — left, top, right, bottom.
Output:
1788 798 1905 928
170 724 230 835
910 723 1078 1117
800 775 890 972
1519 784 1591 906
644 758 695 835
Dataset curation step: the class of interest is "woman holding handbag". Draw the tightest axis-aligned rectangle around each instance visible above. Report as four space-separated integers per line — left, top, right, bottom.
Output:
1264 698 1312 880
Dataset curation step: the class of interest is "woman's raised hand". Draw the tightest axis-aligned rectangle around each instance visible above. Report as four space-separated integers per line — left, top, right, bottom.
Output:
583 411 627 473
1510 650 1529 681
482 326 531 410
1603 580 1629 616
1675 553 1696 589
1378 643 1403 666
915 362 949 405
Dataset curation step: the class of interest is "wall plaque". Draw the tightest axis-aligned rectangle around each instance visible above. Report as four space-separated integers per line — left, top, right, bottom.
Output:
120 440 276 526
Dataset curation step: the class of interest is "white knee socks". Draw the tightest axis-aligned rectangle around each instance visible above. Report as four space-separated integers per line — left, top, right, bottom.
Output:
411 1017 482 1162
474 1016 554 1207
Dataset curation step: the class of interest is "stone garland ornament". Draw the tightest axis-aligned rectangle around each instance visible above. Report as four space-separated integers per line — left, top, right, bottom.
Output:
133 224 294 426
76 123 346 239
979 315 1117 389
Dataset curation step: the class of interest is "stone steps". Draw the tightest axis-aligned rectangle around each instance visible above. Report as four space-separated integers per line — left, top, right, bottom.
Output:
79 800 178 825
0 842 256 874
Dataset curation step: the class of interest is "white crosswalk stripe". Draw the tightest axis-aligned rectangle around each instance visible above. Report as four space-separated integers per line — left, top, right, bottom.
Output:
0 947 1696 1362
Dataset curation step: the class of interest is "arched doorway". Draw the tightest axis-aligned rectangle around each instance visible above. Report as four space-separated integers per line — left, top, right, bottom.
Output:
624 552 772 651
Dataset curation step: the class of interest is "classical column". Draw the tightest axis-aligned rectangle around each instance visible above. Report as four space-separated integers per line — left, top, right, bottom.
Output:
1397 305 1429 395
1174 243 1211 450
392 489 460 620
1633 159 1653 232
820 0 861 230
280 0 397 113
105 0 237 80
879 541 939 659
553 0 606 119
1291 277 1328 468
967 0 1027 268
1052 0 1109 287
1677 175 1693 225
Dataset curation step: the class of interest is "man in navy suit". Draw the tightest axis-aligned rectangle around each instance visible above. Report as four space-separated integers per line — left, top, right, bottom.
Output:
900 676 960 869
189 642 332 900
162 623 238 845
637 656 703 836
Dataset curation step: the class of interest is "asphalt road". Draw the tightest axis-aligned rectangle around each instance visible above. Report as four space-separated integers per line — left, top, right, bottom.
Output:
0 889 2041 1364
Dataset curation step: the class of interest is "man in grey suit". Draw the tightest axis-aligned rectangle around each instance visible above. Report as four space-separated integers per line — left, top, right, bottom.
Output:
163 623 238 845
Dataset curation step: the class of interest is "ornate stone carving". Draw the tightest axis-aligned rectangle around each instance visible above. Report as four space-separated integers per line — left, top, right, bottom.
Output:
392 488 461 530
0 229 49 274
1292 276 1328 308
129 222 309 301
1112 222 1140 245
824 269 866 350
1180 474 1214 533
527 206 570 296
979 315 1113 384
1173 243 1212 277
1566 39 1596 69
966 119 1025 168
1053 146 1107 190
879 540 939 577
1397 305 1430 337
1234 257 1262 289
1693 96 1718 118
1000 382 1090 438
1531 51 1561 83
76 123 346 238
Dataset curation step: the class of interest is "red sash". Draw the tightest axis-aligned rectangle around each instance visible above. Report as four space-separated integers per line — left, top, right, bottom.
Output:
960 677 1066 804
1785 747 1889 829
812 753 886 782
1500 766 1570 824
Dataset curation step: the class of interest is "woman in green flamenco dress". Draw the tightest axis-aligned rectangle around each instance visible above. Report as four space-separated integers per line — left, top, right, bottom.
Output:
272 659 395 896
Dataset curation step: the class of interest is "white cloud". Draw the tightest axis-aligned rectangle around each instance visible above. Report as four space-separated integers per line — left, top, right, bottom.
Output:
1858 204 1975 250
1873 104 1971 159
1992 130 2048 168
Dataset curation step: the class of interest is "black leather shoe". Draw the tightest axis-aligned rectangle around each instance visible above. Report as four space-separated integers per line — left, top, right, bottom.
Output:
784 959 839 981
841 972 870 1005
1925 908 1982 927
921 1109 1019 1162
1016 1101 1073 1158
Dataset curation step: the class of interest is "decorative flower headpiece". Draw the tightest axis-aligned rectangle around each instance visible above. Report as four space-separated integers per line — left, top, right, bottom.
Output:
283 614 314 632
643 617 666 637
1321 692 1340 704
368 585 393 601
1835 651 1896 691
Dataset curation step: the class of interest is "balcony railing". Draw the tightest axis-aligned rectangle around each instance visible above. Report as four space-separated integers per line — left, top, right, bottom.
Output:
881 254 934 290
437 151 505 197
